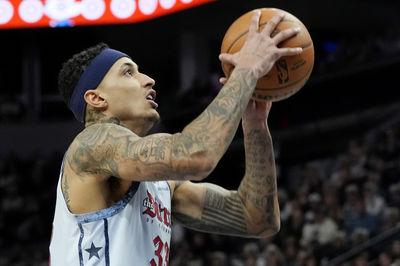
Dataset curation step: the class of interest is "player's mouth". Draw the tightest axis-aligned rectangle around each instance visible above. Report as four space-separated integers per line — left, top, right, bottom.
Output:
146 89 158 109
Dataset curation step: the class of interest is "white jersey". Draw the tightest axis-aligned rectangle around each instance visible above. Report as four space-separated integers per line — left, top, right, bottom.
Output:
49 157 172 266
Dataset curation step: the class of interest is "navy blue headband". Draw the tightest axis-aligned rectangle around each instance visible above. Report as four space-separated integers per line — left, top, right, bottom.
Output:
68 48 130 123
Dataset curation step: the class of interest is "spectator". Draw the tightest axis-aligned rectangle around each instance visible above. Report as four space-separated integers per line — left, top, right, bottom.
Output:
363 181 386 216
353 252 369 266
241 242 259 266
344 198 380 236
301 206 339 247
387 183 400 208
378 250 394 266
379 207 400 233
343 184 362 217
319 231 349 261
257 244 285 266
209 251 228 266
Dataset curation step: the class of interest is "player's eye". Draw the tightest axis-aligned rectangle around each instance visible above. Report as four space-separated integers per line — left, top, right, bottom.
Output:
124 69 133 76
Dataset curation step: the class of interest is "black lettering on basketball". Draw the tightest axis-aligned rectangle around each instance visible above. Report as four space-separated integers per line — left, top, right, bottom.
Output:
276 59 289 84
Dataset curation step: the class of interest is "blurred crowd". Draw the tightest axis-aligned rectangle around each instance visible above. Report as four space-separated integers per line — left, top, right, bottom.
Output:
0 121 399 265
0 150 61 265
167 124 400 266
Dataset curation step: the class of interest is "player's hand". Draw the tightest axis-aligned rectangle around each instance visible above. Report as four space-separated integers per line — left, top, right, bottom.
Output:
219 11 302 80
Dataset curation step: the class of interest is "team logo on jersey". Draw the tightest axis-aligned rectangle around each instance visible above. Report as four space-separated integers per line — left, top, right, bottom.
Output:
143 190 171 228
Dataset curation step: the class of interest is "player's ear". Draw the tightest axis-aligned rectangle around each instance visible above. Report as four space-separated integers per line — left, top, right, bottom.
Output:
84 89 108 109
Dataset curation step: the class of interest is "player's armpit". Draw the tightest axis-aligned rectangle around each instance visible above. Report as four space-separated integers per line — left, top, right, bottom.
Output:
170 181 275 238
67 123 214 181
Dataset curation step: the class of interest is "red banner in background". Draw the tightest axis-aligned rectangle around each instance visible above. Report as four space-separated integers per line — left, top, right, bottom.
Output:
0 0 215 29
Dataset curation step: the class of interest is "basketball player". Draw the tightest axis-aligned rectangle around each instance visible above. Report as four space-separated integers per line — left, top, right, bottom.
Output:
49 11 302 265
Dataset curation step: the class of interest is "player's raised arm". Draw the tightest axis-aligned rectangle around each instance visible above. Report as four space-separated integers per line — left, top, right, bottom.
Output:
66 11 301 183
170 101 279 238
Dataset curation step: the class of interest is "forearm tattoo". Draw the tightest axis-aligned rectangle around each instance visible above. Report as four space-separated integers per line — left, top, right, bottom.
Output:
173 186 247 236
182 69 257 157
238 128 279 230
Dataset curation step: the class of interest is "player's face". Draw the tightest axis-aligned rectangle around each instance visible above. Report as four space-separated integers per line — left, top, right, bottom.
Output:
98 57 160 126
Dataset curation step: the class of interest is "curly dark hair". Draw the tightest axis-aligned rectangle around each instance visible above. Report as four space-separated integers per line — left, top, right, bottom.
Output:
58 42 109 106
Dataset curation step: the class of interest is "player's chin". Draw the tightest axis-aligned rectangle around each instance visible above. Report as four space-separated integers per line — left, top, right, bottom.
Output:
142 112 160 134
147 110 160 124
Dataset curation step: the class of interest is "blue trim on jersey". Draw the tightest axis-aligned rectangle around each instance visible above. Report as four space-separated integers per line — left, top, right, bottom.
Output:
59 151 67 188
166 181 172 197
75 182 140 224
61 152 67 172
78 223 84 266
104 218 110 266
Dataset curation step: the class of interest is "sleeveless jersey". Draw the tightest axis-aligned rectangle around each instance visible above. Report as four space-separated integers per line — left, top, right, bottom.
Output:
49 157 172 266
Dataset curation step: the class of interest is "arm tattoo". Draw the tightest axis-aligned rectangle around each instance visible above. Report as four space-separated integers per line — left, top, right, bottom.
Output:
126 135 170 162
201 188 247 234
68 122 126 178
180 68 257 162
123 69 258 179
67 68 258 182
173 186 247 236
238 128 279 231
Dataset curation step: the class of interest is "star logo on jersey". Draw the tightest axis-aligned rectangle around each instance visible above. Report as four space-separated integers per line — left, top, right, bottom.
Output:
85 242 102 260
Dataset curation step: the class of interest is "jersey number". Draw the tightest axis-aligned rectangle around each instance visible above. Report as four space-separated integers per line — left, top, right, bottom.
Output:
150 236 170 266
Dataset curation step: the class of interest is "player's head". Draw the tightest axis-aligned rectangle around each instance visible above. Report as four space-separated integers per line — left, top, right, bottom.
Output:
58 43 159 131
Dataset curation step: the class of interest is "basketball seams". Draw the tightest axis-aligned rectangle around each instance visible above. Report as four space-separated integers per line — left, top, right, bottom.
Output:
301 42 313 49
252 89 297 101
223 19 306 54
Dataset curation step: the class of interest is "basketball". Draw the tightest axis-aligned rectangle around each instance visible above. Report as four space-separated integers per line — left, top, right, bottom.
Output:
221 8 314 102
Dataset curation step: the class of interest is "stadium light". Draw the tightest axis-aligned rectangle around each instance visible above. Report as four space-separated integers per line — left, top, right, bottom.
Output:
0 0 216 29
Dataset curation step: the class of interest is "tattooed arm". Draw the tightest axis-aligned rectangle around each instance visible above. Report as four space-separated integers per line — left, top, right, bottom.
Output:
170 101 278 238
67 11 302 183
67 66 256 182
170 181 248 236
238 100 279 236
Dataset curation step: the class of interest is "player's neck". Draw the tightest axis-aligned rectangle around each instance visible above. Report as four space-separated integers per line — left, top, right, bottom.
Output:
84 108 153 136
85 108 120 127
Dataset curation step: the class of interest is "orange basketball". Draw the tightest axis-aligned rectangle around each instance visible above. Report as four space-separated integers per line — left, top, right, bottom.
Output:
221 8 314 101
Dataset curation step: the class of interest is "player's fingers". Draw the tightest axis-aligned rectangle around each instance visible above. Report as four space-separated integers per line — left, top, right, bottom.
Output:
277 47 303 57
248 10 261 35
219 53 236 65
273 27 301 45
262 12 285 36
219 77 228 84
247 99 256 109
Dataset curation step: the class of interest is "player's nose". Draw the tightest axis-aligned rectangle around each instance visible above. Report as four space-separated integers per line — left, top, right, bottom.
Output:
140 73 155 88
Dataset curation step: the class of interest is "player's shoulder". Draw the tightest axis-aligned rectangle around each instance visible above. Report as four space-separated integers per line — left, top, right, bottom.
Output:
64 123 140 173
70 123 139 150
82 123 136 140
